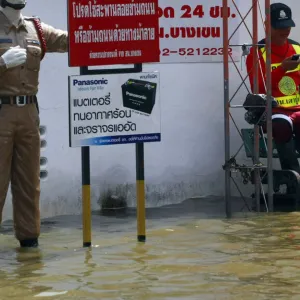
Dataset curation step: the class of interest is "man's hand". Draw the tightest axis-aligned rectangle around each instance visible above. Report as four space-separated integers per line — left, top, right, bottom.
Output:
1 46 27 69
281 55 300 72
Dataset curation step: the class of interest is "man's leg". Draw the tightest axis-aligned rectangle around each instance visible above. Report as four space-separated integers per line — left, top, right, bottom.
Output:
0 106 14 224
272 113 300 173
11 104 40 247
290 111 300 156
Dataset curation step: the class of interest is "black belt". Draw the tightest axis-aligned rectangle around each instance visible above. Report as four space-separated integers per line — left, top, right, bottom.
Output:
0 95 37 106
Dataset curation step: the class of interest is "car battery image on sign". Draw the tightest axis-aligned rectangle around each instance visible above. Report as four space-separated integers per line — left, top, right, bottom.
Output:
121 79 157 115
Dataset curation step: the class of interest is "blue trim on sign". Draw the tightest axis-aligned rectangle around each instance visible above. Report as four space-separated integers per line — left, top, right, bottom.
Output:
76 133 161 146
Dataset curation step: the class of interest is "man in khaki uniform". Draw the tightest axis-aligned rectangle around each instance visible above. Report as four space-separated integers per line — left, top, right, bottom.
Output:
0 0 68 247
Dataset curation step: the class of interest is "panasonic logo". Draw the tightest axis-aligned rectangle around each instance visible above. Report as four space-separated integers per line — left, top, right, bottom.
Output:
73 78 108 86
126 91 146 100
140 74 157 79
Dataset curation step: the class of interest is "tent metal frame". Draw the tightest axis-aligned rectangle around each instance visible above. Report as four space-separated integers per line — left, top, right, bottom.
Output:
222 0 273 217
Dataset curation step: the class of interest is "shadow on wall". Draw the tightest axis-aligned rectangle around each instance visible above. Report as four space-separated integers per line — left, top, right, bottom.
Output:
1 155 226 222
95 170 225 209
91 163 225 209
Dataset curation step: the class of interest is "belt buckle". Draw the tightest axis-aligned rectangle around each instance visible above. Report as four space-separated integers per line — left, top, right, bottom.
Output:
16 96 26 107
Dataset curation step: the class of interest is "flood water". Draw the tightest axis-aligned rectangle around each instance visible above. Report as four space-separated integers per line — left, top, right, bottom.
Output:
1 197 300 299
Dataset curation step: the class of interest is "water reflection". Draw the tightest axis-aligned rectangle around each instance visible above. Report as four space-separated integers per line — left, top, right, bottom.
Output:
0 247 51 298
1 213 300 299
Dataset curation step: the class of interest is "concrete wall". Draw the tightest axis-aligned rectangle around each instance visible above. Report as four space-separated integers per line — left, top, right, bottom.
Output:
2 0 300 220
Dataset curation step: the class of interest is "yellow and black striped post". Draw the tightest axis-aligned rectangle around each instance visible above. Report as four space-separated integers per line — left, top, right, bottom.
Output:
136 142 146 242
82 146 91 247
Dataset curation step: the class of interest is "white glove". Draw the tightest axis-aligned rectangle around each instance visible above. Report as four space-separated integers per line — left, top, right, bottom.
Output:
1 46 27 69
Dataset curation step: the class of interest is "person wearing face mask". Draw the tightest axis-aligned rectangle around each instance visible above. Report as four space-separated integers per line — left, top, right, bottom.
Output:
246 3 300 175
0 0 68 248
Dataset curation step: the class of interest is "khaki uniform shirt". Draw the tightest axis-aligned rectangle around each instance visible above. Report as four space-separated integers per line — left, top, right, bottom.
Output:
0 11 68 96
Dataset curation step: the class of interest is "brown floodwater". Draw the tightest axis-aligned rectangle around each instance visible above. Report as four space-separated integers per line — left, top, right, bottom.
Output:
1 198 300 299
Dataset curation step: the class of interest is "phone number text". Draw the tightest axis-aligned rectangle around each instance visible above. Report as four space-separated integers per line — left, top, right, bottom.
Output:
160 47 233 56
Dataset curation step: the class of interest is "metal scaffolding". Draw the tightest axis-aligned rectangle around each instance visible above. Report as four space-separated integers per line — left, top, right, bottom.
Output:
222 0 273 217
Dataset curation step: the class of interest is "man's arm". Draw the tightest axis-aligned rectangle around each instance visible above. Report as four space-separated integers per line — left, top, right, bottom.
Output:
41 22 68 53
246 47 286 93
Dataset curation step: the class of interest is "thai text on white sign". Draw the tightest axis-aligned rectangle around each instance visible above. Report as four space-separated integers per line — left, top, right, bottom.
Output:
68 72 161 147
158 0 240 63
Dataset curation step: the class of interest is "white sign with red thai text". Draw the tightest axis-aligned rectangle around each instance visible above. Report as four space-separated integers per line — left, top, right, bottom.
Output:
158 0 240 63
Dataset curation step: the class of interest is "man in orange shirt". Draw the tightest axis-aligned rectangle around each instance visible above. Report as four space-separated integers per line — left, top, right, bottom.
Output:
246 2 300 173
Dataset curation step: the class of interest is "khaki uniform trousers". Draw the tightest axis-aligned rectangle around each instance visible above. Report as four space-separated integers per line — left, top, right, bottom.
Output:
0 103 40 241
